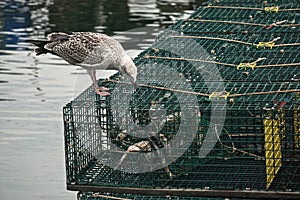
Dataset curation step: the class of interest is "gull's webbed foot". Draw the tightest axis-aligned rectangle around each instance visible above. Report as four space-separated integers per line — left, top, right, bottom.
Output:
94 86 110 96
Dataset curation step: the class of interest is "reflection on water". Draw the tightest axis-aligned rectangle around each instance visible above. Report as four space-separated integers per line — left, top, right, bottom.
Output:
49 0 102 32
47 0 201 33
0 0 204 200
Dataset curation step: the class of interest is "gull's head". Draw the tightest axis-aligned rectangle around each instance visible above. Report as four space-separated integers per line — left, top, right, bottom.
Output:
121 55 137 86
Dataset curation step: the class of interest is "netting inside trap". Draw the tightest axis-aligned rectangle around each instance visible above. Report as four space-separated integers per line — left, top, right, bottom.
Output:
64 0 300 198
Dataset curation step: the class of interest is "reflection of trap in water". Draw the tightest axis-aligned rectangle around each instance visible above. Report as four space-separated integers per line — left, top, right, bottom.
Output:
63 0 300 199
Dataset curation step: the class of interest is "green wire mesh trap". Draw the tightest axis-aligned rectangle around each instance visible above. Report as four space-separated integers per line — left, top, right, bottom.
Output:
63 0 300 199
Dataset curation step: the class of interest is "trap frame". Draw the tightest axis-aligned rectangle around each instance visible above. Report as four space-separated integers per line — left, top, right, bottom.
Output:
63 0 300 199
77 191 235 200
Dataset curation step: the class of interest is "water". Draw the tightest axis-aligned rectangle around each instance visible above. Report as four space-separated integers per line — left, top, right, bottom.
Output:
0 0 203 199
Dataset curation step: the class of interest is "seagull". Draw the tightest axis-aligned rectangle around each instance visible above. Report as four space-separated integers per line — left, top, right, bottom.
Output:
27 32 137 96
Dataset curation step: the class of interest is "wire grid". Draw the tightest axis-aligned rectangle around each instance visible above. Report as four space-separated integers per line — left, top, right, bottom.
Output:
200 0 300 11
140 40 300 107
189 1 300 22
63 0 300 198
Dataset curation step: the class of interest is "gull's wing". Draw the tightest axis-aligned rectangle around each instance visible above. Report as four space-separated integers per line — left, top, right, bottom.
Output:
79 46 116 70
45 32 123 68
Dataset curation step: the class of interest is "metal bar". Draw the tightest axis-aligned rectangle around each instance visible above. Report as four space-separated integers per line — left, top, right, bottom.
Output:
68 185 300 199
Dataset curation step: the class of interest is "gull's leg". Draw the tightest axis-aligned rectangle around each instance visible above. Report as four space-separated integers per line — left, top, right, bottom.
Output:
87 70 110 96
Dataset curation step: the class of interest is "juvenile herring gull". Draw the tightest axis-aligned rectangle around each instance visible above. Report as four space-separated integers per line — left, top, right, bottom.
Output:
27 32 137 96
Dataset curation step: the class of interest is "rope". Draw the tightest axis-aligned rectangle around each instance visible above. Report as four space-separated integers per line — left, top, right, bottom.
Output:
144 55 300 69
223 143 265 158
185 19 300 27
171 36 300 48
275 43 300 47
209 91 230 100
237 58 266 70
215 125 265 159
104 80 300 99
172 35 254 46
229 89 300 98
186 18 266 27
105 79 210 97
256 62 300 68
205 5 300 12
206 5 264 11
144 55 236 67
256 37 281 49
264 6 279 13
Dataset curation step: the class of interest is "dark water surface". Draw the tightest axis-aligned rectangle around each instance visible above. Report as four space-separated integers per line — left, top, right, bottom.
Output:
0 0 204 200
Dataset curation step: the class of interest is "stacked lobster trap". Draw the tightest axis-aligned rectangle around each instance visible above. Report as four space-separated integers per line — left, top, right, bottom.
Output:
63 0 300 199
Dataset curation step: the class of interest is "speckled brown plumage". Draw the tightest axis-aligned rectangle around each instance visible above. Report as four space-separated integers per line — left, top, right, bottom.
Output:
45 32 123 68
28 32 137 96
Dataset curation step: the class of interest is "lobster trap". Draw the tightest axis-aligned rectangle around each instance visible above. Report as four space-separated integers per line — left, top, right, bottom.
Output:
63 0 300 199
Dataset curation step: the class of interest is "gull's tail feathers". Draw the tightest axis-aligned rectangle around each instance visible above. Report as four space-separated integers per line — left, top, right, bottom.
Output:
26 39 52 55
26 32 70 56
